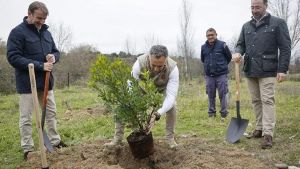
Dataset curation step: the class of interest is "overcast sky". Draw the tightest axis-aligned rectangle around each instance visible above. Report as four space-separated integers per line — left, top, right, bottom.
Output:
0 0 251 55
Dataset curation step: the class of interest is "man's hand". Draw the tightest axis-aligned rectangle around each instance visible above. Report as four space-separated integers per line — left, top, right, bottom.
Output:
46 54 55 64
43 62 53 72
149 112 161 126
232 53 242 63
153 112 161 121
277 73 287 83
147 112 161 134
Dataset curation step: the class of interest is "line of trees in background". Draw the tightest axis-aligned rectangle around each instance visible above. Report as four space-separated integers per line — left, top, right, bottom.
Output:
1 37 299 94
269 0 300 54
0 38 15 94
1 0 300 94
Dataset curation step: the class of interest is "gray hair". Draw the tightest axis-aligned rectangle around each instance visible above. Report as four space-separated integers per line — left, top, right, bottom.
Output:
28 1 49 16
252 0 268 6
149 45 168 58
206 27 217 34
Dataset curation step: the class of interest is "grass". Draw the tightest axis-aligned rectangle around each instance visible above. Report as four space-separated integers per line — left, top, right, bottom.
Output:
288 73 300 82
0 80 299 168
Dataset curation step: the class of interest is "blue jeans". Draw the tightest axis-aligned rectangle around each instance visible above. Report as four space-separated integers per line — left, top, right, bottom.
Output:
205 74 228 117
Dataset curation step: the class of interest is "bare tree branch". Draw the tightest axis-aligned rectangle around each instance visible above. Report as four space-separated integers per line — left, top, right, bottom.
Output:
124 37 136 56
227 34 239 53
290 0 300 49
177 0 194 81
269 0 300 59
48 22 73 53
144 33 160 52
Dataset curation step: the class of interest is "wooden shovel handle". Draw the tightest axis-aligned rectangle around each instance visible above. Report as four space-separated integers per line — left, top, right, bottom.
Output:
28 64 48 168
235 62 240 102
235 62 242 119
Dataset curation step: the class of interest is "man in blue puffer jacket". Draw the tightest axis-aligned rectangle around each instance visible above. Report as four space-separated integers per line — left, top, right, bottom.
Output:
7 1 67 160
201 28 232 120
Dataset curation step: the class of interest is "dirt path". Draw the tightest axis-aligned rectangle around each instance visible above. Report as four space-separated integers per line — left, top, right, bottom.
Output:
18 137 274 169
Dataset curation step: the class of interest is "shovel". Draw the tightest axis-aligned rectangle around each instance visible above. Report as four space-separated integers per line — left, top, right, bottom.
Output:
226 62 249 143
28 63 49 169
41 71 54 152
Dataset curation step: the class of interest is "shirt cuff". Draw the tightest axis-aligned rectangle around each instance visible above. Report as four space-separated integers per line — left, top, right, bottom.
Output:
157 109 164 116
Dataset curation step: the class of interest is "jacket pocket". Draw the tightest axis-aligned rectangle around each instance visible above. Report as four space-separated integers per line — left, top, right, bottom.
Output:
263 26 277 45
24 37 41 55
43 34 53 53
262 54 278 72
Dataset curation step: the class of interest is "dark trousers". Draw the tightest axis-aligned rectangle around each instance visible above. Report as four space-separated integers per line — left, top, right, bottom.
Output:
205 74 228 117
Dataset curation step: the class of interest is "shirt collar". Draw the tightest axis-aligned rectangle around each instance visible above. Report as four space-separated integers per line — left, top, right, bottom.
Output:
252 12 269 23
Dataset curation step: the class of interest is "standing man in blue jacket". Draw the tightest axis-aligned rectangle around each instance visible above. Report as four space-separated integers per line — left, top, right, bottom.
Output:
201 28 232 120
7 1 67 160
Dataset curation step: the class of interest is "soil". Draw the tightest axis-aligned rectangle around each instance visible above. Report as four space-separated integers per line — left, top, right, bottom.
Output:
17 106 275 169
17 136 275 169
60 106 110 121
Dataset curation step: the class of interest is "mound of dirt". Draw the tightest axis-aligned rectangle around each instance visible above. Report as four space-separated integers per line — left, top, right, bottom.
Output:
17 137 274 169
61 106 110 121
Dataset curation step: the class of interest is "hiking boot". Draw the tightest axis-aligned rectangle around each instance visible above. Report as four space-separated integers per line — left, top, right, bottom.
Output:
246 130 262 139
261 135 273 149
55 141 68 149
167 139 178 149
24 151 31 161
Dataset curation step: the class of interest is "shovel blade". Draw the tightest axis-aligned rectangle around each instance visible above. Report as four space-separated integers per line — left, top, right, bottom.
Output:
43 131 54 152
226 117 249 143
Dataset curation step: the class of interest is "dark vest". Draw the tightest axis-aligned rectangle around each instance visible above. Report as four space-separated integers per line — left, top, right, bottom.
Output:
201 40 229 77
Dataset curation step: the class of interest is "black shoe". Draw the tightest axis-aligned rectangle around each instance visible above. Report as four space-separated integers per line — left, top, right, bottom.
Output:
24 151 31 161
55 141 68 148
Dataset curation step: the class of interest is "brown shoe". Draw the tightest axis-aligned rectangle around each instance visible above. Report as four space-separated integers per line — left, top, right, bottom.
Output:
246 130 262 139
261 135 273 149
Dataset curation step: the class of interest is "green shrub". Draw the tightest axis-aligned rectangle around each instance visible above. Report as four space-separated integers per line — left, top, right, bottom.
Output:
89 55 163 133
0 55 16 94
